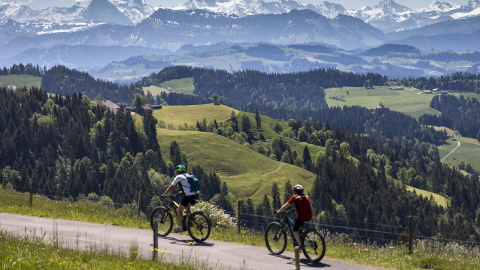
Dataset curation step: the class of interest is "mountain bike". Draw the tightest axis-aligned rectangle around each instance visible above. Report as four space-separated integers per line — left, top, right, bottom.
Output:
150 191 211 242
264 209 326 262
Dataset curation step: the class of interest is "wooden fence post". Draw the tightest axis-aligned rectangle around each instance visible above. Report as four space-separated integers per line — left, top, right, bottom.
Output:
408 216 414 255
137 190 143 217
29 179 34 207
237 200 243 233
295 247 301 269
153 220 158 260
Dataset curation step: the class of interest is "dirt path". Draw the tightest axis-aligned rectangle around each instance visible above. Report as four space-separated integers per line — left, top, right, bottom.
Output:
0 213 380 270
441 141 461 162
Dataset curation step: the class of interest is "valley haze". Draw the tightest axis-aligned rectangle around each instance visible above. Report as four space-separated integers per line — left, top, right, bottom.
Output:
1 0 480 81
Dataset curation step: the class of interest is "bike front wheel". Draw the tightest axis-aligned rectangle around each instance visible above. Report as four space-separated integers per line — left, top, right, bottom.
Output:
264 222 287 255
302 228 326 262
150 207 173 236
187 211 211 242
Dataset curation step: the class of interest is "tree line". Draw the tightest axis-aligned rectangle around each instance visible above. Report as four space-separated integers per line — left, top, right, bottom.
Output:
40 65 144 103
139 66 388 111
420 94 480 141
393 72 480 93
0 63 45 77
195 109 479 242
0 87 223 212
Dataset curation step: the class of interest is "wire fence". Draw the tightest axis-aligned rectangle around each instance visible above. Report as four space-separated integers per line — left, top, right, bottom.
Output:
15 190 480 248
230 208 480 247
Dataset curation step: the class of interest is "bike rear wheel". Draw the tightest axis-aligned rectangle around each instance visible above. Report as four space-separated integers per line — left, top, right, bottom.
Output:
150 207 173 236
187 211 211 242
302 228 326 262
264 222 287 255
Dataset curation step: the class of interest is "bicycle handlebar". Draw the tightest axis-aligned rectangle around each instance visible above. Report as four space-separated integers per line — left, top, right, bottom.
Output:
277 209 294 216
161 191 184 199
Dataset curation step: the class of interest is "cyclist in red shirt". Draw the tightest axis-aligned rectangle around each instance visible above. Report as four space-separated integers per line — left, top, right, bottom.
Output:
276 184 313 250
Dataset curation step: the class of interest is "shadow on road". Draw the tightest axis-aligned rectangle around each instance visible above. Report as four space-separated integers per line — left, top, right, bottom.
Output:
268 254 330 268
300 258 330 268
162 236 214 247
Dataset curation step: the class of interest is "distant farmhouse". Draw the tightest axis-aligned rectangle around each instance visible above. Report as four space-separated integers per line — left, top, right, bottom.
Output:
6 85 17 91
102 100 162 114
420 88 450 94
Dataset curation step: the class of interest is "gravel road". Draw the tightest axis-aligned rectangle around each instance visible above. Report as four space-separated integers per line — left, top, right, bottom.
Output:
0 213 381 270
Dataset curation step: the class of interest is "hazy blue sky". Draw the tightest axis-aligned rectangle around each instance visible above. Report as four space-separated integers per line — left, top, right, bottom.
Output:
10 0 470 10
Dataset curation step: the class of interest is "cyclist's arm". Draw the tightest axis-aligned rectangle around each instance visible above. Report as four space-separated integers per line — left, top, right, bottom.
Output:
276 201 292 214
161 185 175 197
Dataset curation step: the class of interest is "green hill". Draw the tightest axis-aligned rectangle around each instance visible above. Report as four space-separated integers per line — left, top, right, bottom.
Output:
151 104 454 207
147 103 316 204
153 104 239 127
157 129 316 205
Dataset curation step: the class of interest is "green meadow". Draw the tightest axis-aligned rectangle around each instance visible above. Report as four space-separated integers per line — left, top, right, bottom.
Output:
157 128 316 205
405 186 450 208
0 75 41 88
434 126 480 172
325 86 441 118
153 103 239 127
144 77 195 96
150 103 317 205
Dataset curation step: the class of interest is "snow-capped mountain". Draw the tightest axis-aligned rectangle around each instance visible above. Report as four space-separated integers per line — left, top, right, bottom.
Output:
109 0 156 24
347 0 480 32
174 0 345 18
346 0 412 29
175 0 480 33
0 0 155 25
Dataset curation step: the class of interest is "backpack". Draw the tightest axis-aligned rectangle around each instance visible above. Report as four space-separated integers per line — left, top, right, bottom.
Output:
294 194 313 221
186 173 201 193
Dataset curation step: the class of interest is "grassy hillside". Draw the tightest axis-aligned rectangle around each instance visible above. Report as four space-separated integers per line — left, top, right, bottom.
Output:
143 77 195 96
157 129 316 205
0 75 41 88
153 104 239 127
435 126 480 172
405 186 450 208
325 86 441 119
150 104 316 204
150 104 456 207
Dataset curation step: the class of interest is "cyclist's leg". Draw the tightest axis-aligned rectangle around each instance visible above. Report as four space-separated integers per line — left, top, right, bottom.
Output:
185 193 198 216
293 219 305 249
175 204 186 231
175 196 191 231
176 194 197 231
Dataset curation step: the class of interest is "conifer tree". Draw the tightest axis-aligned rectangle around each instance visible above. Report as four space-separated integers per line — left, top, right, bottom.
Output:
271 183 281 211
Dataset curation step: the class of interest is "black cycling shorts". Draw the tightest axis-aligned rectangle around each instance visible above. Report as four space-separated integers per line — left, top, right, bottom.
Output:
293 218 305 232
180 193 199 207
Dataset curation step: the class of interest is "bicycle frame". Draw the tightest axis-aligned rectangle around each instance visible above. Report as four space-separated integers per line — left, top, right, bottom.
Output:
281 210 302 247
151 191 212 242
265 210 326 262
164 192 191 217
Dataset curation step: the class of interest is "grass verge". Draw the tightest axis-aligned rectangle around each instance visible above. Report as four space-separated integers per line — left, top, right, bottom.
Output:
1 188 479 270
0 230 204 270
